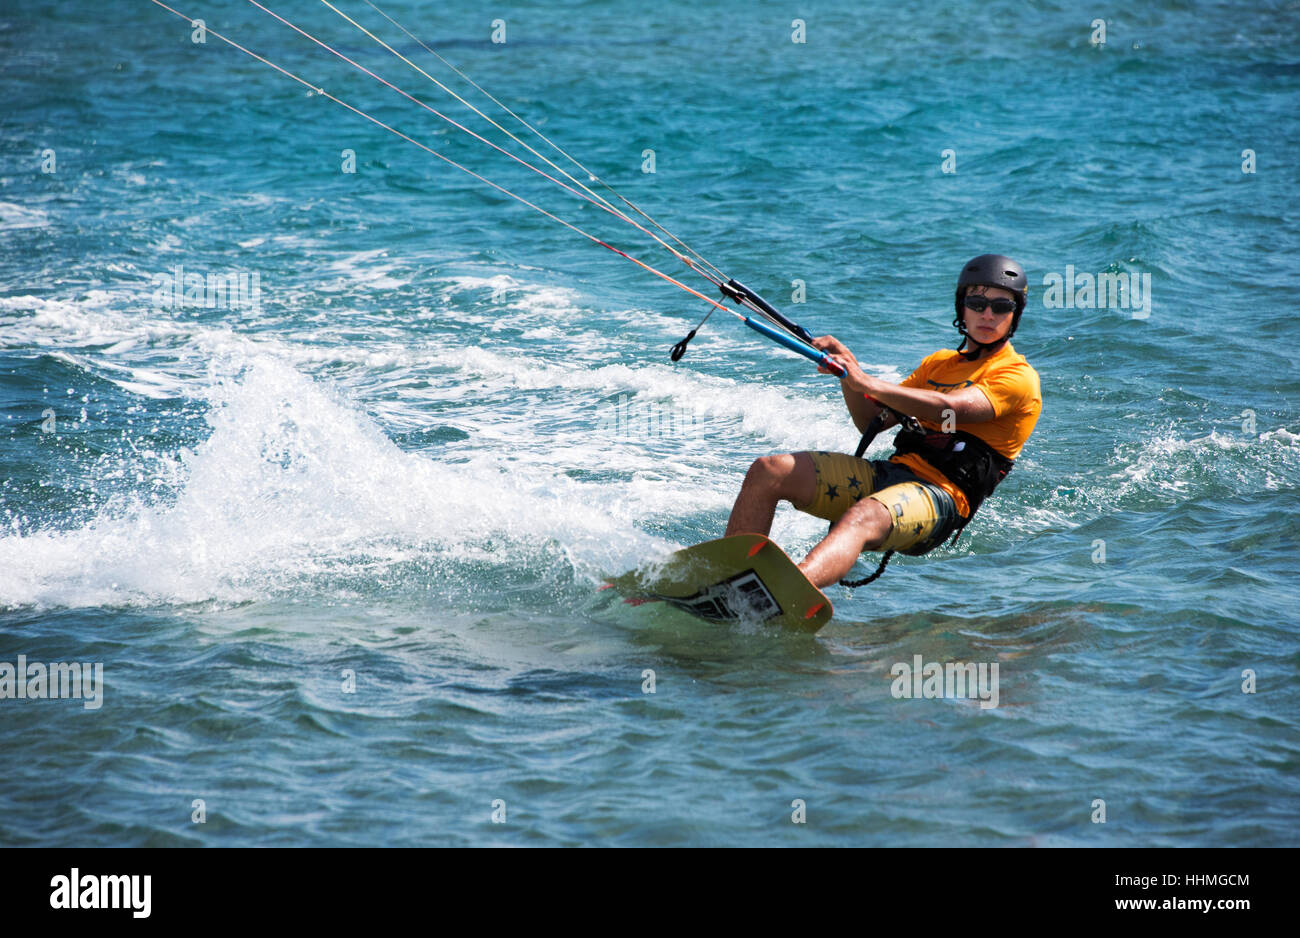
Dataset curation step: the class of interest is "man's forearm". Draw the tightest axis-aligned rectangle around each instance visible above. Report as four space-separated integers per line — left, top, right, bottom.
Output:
843 383 882 432
861 379 953 424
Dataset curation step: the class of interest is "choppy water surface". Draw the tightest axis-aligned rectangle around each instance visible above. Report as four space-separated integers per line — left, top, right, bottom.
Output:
1 0 1297 845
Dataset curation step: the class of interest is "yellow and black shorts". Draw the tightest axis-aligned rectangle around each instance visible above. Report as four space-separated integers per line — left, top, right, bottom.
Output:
795 451 962 554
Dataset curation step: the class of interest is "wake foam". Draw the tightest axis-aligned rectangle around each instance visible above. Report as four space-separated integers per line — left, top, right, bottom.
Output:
0 357 666 611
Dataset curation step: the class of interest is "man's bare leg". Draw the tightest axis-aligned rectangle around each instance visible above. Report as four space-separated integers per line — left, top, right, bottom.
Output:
724 453 817 537
797 499 892 588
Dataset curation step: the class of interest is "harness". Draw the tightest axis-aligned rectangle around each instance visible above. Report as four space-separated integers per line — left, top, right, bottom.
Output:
890 424 1015 526
836 406 1014 587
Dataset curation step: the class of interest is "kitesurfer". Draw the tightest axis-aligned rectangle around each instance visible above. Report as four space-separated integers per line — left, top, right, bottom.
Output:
724 254 1043 588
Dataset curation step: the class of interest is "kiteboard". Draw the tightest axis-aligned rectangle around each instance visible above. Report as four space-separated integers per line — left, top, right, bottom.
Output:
605 533 832 632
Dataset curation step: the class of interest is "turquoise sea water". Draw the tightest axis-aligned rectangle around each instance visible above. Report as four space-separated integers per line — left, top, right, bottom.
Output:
1 0 1298 846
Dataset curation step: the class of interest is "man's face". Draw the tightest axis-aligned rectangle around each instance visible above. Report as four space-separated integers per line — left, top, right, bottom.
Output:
961 285 1017 344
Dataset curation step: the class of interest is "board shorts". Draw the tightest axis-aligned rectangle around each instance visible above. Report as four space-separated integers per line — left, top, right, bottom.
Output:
794 451 962 554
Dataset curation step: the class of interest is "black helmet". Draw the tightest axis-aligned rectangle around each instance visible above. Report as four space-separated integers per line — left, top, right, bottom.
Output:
952 254 1027 358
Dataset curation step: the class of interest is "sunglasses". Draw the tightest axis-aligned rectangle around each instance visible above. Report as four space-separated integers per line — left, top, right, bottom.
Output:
963 295 1016 314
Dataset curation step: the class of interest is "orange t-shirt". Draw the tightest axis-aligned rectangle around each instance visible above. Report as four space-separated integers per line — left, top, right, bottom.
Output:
889 342 1042 517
